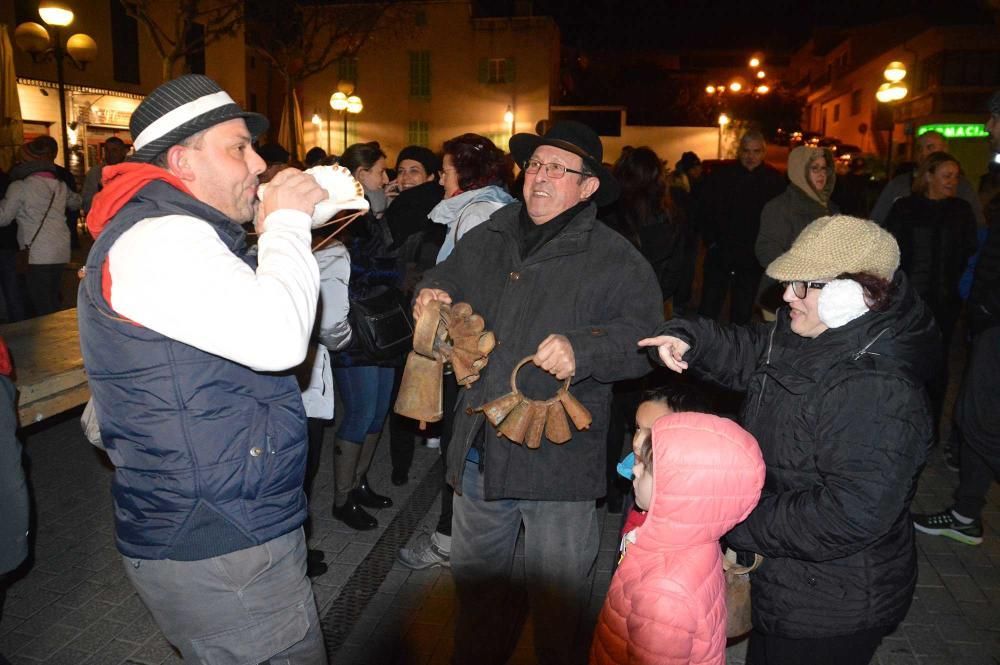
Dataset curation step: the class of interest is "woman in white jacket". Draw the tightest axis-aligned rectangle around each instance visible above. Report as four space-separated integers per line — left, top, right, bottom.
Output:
0 143 81 316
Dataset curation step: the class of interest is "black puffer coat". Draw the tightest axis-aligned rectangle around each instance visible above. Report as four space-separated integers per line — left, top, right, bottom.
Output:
654 272 938 639
884 194 977 330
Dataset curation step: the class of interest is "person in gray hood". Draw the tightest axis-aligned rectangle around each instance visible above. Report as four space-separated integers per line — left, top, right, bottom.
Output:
756 146 838 314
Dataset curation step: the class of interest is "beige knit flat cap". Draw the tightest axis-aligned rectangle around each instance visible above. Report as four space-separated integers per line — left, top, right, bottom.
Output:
766 214 900 281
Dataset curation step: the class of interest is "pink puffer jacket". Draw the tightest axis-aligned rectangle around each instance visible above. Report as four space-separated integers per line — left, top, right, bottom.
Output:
590 412 765 665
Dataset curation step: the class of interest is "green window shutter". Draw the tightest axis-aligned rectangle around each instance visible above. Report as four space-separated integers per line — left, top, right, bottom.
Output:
406 121 429 147
505 58 516 83
478 58 489 84
410 51 431 98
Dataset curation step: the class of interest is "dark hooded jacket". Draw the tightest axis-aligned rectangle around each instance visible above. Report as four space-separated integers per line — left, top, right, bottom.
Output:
651 272 938 638
417 201 663 500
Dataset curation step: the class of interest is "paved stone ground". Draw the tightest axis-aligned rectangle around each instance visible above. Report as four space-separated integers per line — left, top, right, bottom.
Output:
1 348 998 664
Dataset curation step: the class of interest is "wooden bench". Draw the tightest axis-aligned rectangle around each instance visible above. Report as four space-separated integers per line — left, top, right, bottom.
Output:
0 308 89 425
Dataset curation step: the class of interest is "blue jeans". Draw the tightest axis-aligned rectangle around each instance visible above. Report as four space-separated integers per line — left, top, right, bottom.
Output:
451 459 600 665
332 365 394 444
123 528 327 665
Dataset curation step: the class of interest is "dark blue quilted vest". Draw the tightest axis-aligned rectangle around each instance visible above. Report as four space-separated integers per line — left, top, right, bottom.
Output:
78 180 308 560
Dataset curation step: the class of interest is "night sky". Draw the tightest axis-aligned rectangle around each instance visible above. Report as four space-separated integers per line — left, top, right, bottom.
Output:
528 0 994 51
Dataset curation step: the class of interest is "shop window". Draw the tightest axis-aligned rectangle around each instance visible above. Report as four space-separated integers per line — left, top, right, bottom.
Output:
851 90 861 116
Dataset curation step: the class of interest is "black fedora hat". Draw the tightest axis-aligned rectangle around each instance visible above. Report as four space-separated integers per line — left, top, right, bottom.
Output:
509 120 619 206
129 74 268 163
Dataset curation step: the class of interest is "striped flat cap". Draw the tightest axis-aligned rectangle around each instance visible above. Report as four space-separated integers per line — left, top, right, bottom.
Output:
129 74 268 163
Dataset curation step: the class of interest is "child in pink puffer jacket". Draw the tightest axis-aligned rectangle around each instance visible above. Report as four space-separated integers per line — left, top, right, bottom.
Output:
590 412 765 665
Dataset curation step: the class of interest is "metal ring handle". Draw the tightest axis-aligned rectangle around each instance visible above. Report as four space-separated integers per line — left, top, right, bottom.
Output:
510 355 572 398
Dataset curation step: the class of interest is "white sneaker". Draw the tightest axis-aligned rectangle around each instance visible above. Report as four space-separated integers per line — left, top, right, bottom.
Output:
398 531 450 569
423 437 441 449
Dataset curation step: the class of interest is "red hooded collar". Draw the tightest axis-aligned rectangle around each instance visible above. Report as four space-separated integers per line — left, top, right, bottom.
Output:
87 163 192 238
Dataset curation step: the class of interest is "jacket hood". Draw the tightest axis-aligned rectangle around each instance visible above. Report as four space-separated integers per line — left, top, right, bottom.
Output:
428 184 515 226
87 163 193 238
639 412 765 549
788 146 834 207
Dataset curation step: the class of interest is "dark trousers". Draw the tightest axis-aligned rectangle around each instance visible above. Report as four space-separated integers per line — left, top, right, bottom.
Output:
434 377 458 536
952 327 1000 520
389 364 416 476
0 251 24 322
304 417 328 503
746 626 886 665
25 263 64 317
698 251 761 324
954 443 999 521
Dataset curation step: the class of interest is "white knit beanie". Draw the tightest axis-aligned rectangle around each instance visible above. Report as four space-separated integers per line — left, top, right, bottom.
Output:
766 215 900 282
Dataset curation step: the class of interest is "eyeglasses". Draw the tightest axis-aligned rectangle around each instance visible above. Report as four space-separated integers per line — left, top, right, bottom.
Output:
782 280 828 299
523 158 591 179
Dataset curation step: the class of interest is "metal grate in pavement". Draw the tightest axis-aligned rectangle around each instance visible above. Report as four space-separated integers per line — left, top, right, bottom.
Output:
320 457 444 656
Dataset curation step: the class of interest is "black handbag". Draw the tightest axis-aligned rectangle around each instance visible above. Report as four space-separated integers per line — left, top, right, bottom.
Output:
348 286 414 362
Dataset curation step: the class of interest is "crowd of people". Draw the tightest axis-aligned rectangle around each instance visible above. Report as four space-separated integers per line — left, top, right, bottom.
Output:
1 72 998 665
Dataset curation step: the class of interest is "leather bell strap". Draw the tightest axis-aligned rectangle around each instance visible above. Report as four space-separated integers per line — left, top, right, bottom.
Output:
471 356 593 449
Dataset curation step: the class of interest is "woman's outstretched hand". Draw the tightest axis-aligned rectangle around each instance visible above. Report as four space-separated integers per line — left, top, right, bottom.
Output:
637 335 690 373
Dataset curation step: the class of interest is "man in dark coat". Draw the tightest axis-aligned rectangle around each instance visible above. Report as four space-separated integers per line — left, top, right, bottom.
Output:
698 130 785 324
413 121 662 665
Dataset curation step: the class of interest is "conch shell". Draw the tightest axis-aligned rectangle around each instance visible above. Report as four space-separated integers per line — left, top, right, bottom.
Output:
258 164 369 227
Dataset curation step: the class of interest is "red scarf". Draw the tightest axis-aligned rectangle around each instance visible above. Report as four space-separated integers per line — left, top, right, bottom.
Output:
87 163 192 238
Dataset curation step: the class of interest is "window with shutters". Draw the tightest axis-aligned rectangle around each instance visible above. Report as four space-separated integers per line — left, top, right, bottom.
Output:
407 121 430 147
338 57 359 88
479 58 516 84
410 51 431 99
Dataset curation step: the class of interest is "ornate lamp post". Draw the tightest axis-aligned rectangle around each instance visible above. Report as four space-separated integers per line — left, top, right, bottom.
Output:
14 1 97 171
875 61 908 177
330 84 362 154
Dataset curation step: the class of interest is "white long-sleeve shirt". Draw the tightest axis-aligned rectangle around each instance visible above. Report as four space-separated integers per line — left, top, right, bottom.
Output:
108 210 320 372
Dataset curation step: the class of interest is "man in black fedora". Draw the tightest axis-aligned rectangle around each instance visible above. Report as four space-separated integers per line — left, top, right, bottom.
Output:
413 120 662 664
77 74 328 664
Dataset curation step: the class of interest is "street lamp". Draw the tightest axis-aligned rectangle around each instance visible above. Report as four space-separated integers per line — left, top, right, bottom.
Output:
329 90 362 153
875 60 909 176
718 113 730 159
14 1 97 171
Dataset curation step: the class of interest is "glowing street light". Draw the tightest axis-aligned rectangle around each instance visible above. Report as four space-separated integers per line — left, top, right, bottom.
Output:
717 113 730 159
311 113 321 126
757 70 766 79
884 61 907 83
14 1 97 171
749 57 761 68
756 85 770 94
329 90 362 152
729 81 742 93
706 85 716 94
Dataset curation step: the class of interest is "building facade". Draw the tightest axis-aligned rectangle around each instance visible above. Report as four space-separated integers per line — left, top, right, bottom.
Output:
298 0 559 161
4 0 249 179
790 20 998 182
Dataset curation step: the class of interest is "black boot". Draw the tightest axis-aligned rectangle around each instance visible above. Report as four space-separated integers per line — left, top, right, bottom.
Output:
331 496 378 531
351 474 393 509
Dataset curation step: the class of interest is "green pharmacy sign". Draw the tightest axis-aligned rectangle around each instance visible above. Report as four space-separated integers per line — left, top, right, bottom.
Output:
917 124 988 139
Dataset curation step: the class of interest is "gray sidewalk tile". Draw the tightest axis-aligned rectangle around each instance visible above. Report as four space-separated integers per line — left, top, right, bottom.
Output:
941 574 988 603
14 624 82 661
